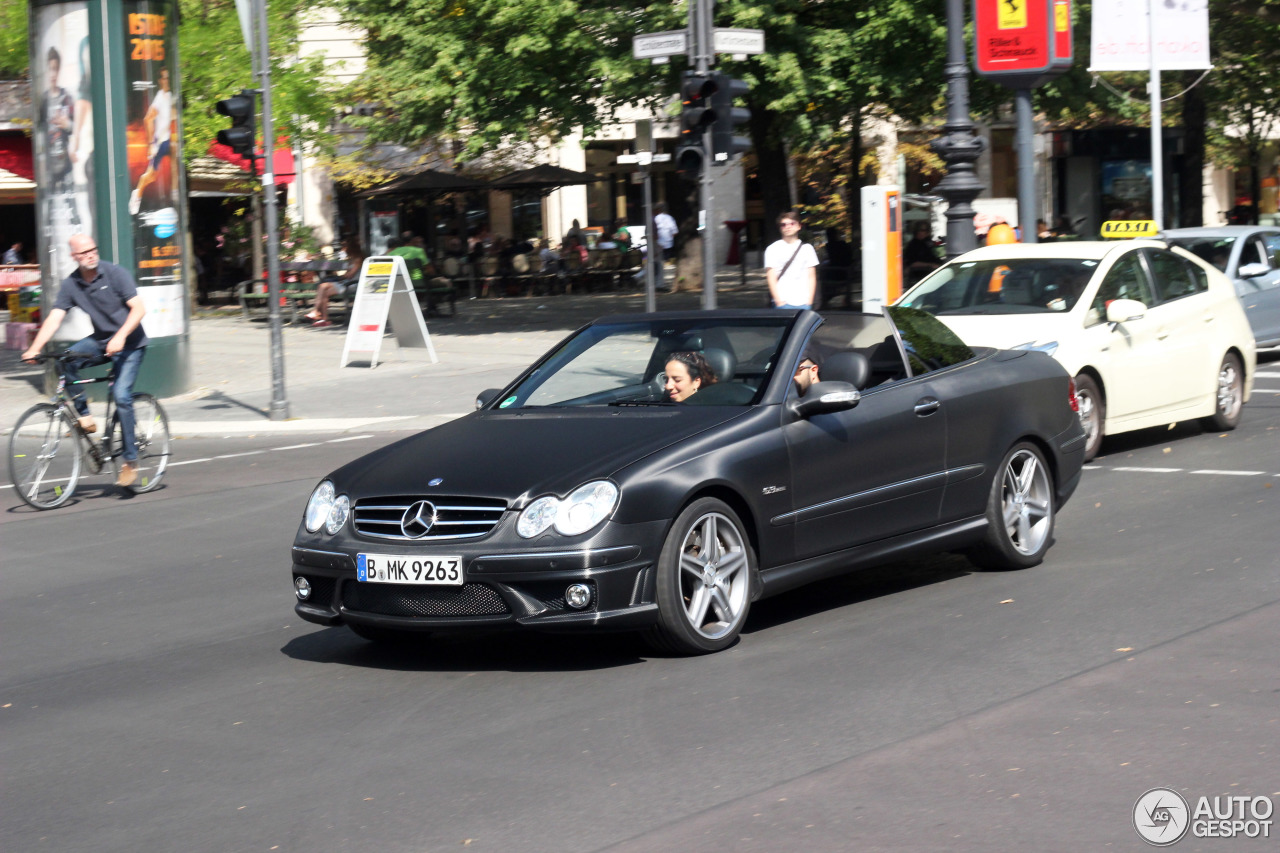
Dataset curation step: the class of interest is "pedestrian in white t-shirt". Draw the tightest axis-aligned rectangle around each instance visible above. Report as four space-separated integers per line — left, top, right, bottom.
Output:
764 211 819 309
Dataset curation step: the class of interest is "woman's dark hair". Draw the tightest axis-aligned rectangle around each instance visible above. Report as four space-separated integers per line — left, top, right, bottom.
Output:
665 351 718 385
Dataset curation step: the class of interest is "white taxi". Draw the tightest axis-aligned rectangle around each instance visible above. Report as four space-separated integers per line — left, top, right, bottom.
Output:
897 239 1257 460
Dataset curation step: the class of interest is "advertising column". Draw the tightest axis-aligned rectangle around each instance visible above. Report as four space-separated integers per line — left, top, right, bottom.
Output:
30 0 191 396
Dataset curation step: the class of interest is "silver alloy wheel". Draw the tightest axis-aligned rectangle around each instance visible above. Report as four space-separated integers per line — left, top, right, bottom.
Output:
678 511 750 640
1001 448 1053 556
1216 358 1243 421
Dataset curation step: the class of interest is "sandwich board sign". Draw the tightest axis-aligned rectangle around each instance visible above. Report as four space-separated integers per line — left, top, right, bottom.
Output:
340 255 438 368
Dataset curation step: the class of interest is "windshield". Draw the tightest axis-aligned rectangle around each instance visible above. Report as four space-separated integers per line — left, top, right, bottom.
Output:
494 317 792 408
1165 236 1235 272
899 257 1097 315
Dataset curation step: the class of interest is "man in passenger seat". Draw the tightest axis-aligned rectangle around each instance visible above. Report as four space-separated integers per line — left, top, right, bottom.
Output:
793 352 821 396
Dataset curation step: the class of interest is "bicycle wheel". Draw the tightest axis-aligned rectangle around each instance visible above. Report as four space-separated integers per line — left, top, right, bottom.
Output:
8 403 83 509
109 393 171 493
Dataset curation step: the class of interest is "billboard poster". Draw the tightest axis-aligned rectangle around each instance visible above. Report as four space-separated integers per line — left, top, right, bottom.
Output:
1090 0 1211 72
31 1 94 312
123 0 185 337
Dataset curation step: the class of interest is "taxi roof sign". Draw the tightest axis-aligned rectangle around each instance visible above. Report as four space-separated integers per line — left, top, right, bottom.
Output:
1100 220 1159 239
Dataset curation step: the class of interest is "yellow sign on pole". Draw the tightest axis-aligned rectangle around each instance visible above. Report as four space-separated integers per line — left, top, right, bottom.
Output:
1100 220 1159 239
998 0 1028 29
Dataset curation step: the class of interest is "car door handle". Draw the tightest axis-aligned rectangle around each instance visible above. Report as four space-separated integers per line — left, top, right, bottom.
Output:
1203 313 1215 322
1156 328 1170 340
914 397 941 416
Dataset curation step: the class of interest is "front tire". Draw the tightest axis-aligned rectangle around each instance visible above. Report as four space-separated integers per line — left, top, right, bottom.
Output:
1074 374 1105 462
645 498 755 655
8 403 82 510
968 442 1056 570
1201 352 1244 431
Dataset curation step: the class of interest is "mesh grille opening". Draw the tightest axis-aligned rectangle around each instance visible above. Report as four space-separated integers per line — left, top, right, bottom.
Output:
342 580 511 617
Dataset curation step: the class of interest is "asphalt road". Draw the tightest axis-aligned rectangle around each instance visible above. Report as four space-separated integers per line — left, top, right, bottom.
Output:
3 371 1278 853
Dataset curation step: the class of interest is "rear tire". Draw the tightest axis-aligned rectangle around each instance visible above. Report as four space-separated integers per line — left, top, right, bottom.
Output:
8 403 82 509
644 498 755 655
968 442 1056 570
1074 374 1104 462
1201 352 1244 431
109 393 171 493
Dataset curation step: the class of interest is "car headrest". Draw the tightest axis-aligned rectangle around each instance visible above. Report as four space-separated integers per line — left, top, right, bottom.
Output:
701 347 737 383
821 351 871 390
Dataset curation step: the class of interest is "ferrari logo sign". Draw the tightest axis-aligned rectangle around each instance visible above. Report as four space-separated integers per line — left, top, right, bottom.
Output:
998 0 1027 30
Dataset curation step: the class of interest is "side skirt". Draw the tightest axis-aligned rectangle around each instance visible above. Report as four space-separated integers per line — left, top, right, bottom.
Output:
757 516 988 600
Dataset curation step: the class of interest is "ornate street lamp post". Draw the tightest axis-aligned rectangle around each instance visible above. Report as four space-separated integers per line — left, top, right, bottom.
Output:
931 0 986 259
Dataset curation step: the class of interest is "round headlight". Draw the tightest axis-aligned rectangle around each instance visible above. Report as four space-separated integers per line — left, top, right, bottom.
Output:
518 495 560 538
326 493 350 535
304 480 335 532
554 481 619 536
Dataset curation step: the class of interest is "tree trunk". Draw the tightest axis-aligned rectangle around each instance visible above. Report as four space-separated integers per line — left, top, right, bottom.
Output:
748 104 792 246
848 104 864 238
1179 72 1205 227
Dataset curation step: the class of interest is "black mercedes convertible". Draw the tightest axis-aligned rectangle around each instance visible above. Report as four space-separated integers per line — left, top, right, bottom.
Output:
291 306 1086 654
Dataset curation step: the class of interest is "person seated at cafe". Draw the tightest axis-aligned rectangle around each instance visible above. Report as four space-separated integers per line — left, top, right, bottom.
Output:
3 240 24 265
306 238 364 327
903 224 940 278
561 235 588 267
537 239 560 274
664 351 718 403
613 218 632 249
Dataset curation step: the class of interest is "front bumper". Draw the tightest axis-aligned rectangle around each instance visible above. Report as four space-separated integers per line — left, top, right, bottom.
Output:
291 520 667 633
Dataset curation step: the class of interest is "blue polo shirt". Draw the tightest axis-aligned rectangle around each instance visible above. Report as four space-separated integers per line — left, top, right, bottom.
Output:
53 260 149 347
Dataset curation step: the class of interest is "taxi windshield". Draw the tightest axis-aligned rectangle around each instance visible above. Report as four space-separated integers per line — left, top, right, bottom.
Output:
900 258 1096 315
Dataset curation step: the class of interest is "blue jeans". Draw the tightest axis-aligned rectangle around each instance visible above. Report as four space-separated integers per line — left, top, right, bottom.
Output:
64 337 147 462
776 303 812 310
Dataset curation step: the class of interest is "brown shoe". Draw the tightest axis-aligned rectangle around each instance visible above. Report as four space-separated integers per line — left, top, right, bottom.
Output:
78 416 97 434
117 461 138 487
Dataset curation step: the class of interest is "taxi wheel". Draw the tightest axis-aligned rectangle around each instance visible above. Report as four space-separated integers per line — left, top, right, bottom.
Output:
645 498 755 655
1074 374 1104 462
968 442 1056 571
1202 352 1244 431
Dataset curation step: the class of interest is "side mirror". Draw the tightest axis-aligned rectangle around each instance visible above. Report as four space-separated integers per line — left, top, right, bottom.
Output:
1105 298 1147 324
788 381 861 418
475 388 502 410
1238 262 1269 279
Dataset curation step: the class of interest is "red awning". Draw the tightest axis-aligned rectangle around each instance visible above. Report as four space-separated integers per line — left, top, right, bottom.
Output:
208 136 296 184
0 135 34 181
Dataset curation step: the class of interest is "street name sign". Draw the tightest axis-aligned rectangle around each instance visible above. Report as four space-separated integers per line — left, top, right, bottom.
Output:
634 30 688 61
712 28 765 56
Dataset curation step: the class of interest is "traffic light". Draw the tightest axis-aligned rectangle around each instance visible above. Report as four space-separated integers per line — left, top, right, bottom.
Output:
679 72 718 144
674 142 704 181
216 91 257 159
711 74 752 161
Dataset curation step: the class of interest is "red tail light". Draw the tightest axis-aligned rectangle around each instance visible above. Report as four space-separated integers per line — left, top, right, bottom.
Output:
1068 377 1080 413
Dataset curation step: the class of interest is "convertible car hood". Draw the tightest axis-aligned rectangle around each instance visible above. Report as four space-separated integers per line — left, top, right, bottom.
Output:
933 312 1076 349
330 408 749 502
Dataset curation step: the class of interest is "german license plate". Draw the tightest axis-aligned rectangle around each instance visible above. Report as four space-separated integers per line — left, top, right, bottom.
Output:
357 553 463 585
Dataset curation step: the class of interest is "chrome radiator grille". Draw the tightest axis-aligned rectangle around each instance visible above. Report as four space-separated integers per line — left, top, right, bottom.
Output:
352 495 507 541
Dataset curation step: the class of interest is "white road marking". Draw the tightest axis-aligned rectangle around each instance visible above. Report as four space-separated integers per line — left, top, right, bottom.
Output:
1251 386 1280 392
2 435 379 492
1254 370 1280 378
1110 466 1184 473
1190 469 1266 476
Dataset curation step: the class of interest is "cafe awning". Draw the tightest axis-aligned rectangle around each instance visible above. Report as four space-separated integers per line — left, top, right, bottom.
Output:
486 164 602 193
356 168 489 197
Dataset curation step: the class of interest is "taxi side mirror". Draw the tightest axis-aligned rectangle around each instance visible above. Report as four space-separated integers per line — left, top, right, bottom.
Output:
1106 298 1147 324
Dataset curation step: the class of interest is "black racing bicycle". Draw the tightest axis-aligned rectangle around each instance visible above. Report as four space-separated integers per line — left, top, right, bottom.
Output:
8 352 171 509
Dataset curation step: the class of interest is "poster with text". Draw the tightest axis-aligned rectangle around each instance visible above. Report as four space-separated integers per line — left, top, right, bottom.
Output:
123 0 185 311
32 1 94 315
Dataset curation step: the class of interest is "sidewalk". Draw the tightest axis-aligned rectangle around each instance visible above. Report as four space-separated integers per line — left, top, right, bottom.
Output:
0 270 774 437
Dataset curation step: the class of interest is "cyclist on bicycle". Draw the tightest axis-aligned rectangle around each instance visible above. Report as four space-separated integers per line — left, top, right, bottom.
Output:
21 233 148 487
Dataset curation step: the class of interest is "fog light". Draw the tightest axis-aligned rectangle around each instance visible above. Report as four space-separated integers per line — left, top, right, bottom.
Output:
565 583 592 610
294 576 312 600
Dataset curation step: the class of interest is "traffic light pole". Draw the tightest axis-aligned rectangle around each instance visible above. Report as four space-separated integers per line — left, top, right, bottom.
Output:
694 0 717 309
254 0 289 420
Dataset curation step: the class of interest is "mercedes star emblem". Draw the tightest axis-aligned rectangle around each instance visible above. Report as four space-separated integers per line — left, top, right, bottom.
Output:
400 500 437 538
